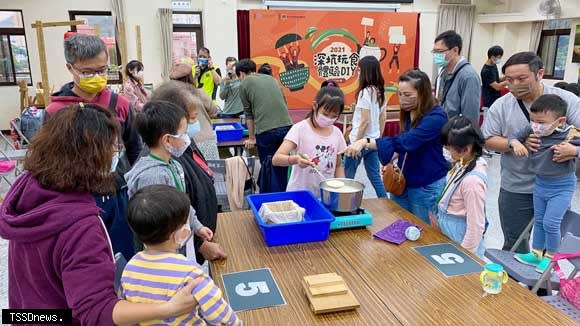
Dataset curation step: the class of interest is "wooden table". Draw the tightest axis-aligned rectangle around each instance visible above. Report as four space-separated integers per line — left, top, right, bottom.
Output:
211 199 576 325
211 118 241 124
216 137 248 156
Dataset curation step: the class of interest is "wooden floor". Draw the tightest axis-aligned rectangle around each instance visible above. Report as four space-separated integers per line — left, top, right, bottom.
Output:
211 198 578 325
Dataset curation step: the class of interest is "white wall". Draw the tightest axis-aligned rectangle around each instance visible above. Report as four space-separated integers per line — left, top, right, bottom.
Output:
12 1 569 128
471 0 580 86
0 0 171 129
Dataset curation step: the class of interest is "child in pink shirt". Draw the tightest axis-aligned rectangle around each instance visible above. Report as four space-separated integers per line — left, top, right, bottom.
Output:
273 86 347 197
431 116 488 257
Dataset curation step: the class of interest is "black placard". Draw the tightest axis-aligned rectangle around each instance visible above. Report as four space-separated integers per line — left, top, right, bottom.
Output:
2 309 73 324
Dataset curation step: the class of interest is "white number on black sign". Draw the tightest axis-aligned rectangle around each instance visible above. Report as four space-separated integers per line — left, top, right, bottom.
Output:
431 253 465 265
235 281 271 297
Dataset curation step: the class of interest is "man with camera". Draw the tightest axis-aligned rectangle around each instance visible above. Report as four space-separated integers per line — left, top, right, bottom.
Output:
218 56 244 118
196 47 222 101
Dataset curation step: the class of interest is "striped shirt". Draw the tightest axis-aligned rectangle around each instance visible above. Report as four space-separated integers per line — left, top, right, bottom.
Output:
121 252 241 326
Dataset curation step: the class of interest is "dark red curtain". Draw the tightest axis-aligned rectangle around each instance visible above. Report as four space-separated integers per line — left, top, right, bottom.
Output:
237 10 251 59
414 13 420 68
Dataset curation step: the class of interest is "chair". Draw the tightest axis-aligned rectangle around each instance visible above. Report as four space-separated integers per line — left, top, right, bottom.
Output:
207 156 256 212
532 233 580 322
114 252 127 296
484 210 580 291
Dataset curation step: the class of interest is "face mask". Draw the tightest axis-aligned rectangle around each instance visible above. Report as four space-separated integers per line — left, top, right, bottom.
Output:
111 151 120 172
509 83 532 99
493 58 502 65
399 96 418 111
79 75 108 94
135 71 144 79
166 133 191 157
315 113 336 128
174 224 192 248
531 121 557 137
187 120 201 138
198 57 209 67
433 52 448 68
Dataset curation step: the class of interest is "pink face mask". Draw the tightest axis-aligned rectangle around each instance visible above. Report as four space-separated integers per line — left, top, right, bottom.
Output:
315 114 336 128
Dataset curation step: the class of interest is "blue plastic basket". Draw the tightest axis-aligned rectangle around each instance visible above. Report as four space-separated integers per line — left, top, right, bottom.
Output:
213 122 244 142
246 191 335 247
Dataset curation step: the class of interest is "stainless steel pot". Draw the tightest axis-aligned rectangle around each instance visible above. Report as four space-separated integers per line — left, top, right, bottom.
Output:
320 178 365 212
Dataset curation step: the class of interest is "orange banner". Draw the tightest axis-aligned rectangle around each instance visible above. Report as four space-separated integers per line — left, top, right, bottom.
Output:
249 9 419 109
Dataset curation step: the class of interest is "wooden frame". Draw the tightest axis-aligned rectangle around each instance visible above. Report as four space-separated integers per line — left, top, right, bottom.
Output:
172 11 204 54
68 10 123 84
0 9 33 87
537 28 571 80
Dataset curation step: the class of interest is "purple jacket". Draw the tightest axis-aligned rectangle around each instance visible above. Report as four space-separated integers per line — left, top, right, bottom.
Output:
0 173 120 325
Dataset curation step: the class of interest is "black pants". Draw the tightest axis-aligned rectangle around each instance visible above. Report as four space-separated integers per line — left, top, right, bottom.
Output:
256 126 291 193
498 188 534 253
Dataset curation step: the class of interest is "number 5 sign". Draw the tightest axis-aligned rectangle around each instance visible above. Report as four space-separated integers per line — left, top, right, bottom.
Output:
222 268 286 312
414 243 483 277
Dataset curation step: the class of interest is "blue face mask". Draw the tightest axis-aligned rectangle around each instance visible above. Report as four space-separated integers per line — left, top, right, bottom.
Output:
187 120 201 138
433 52 448 68
198 57 209 67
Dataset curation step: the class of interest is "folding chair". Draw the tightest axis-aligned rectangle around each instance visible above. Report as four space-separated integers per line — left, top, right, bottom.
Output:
484 210 580 291
9 119 32 149
532 233 580 322
207 156 256 212
114 252 127 296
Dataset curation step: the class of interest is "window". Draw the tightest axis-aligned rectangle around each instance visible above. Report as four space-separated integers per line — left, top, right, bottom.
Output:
0 10 32 86
172 11 203 64
537 20 571 80
69 11 122 83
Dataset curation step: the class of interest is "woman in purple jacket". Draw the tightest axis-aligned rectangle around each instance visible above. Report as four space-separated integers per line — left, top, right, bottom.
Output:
0 104 200 325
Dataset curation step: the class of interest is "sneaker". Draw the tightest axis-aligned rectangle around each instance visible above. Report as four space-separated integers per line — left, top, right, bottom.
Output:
535 257 551 274
514 252 542 266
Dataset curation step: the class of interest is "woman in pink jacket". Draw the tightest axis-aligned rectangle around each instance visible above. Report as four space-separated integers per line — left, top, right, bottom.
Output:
0 104 200 325
121 60 149 111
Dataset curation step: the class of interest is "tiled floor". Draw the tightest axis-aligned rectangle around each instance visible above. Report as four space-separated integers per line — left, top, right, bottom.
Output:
1 152 579 311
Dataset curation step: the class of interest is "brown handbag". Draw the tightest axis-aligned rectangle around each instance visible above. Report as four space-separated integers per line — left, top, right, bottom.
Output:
382 153 407 196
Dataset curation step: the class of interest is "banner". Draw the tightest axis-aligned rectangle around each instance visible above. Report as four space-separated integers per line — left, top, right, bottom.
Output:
249 9 419 109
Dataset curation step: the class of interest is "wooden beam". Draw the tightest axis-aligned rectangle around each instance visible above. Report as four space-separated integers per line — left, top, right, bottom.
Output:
34 20 50 105
31 20 85 28
136 25 142 62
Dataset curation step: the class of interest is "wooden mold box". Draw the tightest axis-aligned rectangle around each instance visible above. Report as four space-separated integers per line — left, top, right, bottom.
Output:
302 273 360 314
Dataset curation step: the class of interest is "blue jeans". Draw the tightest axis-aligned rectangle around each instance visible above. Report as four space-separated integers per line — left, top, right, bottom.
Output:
344 148 387 198
392 176 446 224
217 112 243 119
532 174 576 253
255 126 291 193
438 211 485 257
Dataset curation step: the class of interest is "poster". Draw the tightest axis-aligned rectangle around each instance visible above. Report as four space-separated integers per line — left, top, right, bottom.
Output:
249 10 419 109
573 24 580 63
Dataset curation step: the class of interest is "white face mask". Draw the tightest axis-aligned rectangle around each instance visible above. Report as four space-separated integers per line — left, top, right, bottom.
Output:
135 71 144 79
111 151 120 172
493 58 502 65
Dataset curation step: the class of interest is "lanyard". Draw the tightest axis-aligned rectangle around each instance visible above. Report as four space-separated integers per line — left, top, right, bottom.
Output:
436 161 470 205
149 153 185 192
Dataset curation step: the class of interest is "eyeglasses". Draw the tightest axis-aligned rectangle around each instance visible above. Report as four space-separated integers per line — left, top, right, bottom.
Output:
71 65 109 78
431 48 450 54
